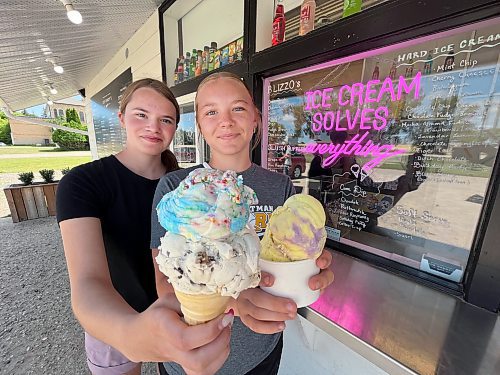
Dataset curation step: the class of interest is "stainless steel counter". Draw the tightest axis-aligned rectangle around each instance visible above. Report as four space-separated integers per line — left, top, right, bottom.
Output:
300 250 500 375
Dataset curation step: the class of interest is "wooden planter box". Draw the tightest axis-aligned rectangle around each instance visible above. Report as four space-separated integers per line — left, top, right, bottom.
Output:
3 182 58 223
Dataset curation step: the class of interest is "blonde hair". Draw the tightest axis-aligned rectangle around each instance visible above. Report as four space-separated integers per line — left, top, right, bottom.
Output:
194 72 262 151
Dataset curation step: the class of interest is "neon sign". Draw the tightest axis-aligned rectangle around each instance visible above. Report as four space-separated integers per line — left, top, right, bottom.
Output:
300 73 422 170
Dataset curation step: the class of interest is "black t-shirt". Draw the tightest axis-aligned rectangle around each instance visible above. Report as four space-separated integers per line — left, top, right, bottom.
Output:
56 155 159 312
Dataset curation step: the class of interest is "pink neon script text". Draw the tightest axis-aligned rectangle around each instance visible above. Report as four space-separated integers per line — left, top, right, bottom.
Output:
302 131 406 171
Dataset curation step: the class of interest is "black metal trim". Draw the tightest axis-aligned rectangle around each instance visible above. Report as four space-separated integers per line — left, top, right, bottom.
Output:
244 0 256 59
158 0 177 15
250 0 499 77
158 7 167 83
177 19 183 57
463 146 500 311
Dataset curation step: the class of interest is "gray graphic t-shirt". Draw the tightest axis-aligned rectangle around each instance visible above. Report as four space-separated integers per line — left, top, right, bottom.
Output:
151 163 295 375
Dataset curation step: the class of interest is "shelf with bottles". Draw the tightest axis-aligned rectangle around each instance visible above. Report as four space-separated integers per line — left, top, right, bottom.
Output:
173 37 244 86
161 0 245 87
257 0 388 53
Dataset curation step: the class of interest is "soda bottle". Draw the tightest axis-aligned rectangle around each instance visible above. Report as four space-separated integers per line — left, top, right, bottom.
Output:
184 52 191 80
405 59 414 78
214 49 221 70
228 41 236 64
389 59 397 80
174 57 179 85
299 0 316 36
235 37 244 61
196 50 203 76
177 55 184 83
272 0 286 46
444 52 454 71
202 46 209 74
190 49 197 78
208 42 217 71
423 52 433 75
372 62 380 80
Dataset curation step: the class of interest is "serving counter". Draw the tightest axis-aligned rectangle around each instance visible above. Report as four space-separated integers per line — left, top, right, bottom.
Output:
294 249 500 374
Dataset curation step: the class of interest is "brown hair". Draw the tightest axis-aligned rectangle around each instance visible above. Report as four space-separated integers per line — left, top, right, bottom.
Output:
194 72 262 151
120 78 179 171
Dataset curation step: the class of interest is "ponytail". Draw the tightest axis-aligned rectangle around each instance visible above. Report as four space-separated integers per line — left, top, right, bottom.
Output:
161 149 179 172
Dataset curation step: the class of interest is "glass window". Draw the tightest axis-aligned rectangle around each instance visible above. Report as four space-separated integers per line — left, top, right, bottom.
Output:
262 19 500 283
162 0 244 86
174 102 197 168
53 109 58 118
256 0 387 52
58 109 64 118
79 111 85 122
90 69 132 157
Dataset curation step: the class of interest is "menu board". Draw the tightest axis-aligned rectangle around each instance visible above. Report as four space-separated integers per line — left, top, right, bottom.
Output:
262 19 500 282
90 68 132 157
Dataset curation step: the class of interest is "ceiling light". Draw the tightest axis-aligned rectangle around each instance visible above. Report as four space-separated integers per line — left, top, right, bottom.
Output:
46 57 64 74
54 64 64 74
49 84 58 95
47 99 54 106
60 1 83 24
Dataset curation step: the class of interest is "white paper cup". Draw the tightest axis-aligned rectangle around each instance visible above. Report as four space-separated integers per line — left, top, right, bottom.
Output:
259 257 320 308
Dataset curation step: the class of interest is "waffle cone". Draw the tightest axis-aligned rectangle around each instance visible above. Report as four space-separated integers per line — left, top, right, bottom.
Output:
174 290 231 326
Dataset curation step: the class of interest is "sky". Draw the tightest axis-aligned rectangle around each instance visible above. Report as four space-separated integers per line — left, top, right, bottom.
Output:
23 95 83 117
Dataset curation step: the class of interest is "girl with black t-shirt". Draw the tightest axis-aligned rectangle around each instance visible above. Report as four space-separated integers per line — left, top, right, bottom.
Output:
57 78 234 375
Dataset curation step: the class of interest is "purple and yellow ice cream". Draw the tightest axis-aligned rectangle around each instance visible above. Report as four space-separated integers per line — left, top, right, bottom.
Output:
260 194 327 262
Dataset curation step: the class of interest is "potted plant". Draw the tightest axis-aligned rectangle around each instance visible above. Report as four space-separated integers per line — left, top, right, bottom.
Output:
3 169 59 223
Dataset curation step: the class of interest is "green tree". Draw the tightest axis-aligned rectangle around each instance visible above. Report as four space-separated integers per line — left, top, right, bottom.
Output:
268 121 287 144
65 108 81 124
52 120 89 150
0 111 12 144
282 105 314 139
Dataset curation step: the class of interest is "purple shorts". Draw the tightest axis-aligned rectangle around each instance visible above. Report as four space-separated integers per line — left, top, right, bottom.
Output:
84 332 139 374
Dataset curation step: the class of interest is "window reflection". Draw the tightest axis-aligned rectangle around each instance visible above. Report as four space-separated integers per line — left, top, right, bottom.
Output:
264 21 500 282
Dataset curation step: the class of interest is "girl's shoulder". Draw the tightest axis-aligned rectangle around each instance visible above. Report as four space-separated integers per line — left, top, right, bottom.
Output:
61 155 114 184
159 164 203 188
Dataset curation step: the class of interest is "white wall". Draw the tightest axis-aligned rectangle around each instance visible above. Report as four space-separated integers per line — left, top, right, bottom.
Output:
85 11 162 159
279 316 415 375
182 0 243 51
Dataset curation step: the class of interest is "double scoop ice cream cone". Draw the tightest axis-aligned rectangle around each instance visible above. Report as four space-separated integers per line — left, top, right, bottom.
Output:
155 168 261 325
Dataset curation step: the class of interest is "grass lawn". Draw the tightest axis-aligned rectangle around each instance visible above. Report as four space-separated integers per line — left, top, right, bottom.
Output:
0 156 91 173
0 145 62 154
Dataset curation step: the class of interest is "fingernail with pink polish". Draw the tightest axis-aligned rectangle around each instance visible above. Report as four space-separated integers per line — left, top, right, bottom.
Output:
221 311 234 329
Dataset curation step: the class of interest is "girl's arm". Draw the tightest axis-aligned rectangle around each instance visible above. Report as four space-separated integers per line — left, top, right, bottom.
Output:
60 217 232 373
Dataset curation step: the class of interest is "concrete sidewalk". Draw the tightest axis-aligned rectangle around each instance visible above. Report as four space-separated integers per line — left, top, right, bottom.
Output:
0 216 158 374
